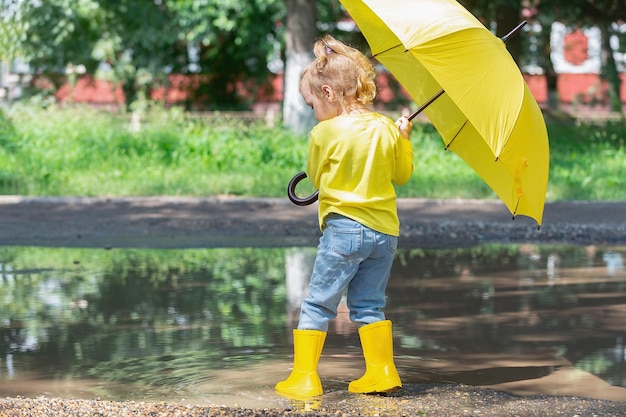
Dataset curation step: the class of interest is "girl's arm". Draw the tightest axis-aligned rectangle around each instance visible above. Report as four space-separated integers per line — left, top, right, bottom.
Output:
393 116 414 185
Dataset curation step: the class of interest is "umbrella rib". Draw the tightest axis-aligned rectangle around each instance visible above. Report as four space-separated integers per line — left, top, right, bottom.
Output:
444 120 468 150
371 43 405 58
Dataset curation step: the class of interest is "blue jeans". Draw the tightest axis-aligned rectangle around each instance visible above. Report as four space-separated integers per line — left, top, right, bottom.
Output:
298 214 398 332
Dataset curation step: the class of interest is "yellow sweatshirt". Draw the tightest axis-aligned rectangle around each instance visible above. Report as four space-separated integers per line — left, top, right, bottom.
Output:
306 112 414 236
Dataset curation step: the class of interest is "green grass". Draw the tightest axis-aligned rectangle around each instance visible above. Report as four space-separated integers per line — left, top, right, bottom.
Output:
1 103 624 201
544 120 626 200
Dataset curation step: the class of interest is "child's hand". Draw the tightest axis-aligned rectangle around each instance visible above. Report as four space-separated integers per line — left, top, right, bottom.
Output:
396 116 412 140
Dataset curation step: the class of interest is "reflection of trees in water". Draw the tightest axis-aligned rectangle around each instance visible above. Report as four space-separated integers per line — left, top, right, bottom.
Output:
284 248 315 330
0 247 288 384
567 340 626 387
283 247 356 336
388 244 626 384
1 245 625 388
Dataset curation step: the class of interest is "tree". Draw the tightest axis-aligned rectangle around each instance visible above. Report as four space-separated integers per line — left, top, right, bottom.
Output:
459 0 523 61
167 0 285 110
282 0 317 133
1 0 105 93
537 0 625 112
0 1 23 61
281 0 378 133
92 0 181 109
3 0 285 111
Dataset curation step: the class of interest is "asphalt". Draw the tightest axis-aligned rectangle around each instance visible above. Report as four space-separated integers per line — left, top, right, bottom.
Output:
1 196 625 249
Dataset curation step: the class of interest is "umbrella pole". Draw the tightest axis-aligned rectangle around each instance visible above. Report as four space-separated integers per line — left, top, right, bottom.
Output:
407 89 445 122
501 21 528 43
407 20 528 122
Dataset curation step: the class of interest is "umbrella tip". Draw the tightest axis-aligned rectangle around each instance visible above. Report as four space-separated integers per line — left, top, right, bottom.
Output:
537 224 541 231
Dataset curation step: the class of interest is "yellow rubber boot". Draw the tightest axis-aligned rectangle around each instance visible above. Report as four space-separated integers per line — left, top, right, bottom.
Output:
275 329 327 398
348 320 402 394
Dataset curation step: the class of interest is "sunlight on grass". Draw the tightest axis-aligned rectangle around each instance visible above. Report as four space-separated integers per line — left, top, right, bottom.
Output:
1 104 625 201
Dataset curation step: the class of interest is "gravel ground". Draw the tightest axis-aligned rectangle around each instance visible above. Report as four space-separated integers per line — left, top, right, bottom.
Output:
1 196 626 416
2 384 626 417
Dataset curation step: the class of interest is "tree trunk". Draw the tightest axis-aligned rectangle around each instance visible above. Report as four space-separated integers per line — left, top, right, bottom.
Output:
283 0 317 134
121 76 137 112
600 22 623 113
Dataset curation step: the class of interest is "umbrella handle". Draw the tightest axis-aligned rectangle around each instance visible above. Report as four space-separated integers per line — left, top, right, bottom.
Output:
407 20 528 122
287 171 319 206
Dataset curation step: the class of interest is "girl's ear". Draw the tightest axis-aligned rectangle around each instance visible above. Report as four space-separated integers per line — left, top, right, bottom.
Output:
322 85 334 101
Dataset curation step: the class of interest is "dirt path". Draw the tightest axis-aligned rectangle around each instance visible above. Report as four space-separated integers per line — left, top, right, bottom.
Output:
1 196 625 248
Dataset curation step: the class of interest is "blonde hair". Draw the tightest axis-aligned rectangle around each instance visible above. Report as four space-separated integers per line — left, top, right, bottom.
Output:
300 34 376 108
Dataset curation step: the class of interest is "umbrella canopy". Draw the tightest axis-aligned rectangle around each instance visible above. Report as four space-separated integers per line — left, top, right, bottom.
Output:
339 0 549 227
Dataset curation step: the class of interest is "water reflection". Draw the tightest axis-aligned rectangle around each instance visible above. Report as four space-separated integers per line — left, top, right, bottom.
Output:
0 244 625 407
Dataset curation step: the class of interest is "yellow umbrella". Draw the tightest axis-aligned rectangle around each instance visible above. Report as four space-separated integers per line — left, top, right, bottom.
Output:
338 0 550 227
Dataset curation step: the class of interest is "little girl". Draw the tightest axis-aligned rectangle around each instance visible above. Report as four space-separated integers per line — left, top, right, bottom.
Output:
276 34 414 398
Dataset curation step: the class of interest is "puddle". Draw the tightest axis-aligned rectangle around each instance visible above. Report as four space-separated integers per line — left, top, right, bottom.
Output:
1 244 625 407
